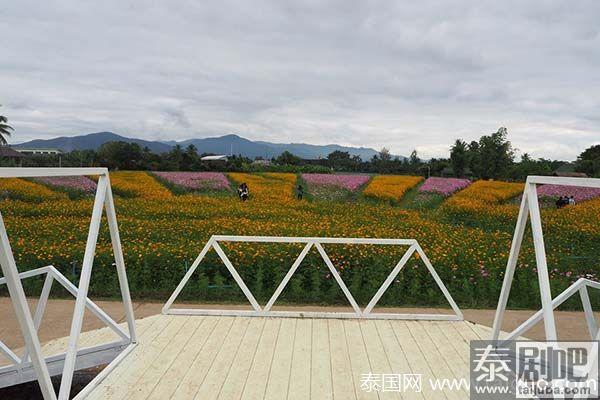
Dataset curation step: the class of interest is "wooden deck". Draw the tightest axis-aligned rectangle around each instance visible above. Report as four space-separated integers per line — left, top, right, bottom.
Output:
76 314 501 400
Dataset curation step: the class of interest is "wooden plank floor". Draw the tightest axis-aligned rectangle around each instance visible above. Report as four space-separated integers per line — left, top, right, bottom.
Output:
80 315 503 400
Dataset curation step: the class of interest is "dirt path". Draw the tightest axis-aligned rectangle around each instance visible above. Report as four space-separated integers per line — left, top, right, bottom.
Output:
1 297 597 348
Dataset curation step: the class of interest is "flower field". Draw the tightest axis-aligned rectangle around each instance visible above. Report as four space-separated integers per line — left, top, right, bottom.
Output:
0 171 598 311
35 176 97 193
0 178 68 202
301 173 371 200
363 175 423 201
110 171 173 199
153 172 230 192
536 184 600 202
301 173 370 191
419 177 471 196
442 180 524 227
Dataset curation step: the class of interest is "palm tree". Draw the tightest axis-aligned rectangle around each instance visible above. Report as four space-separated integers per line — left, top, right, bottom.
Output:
0 105 13 146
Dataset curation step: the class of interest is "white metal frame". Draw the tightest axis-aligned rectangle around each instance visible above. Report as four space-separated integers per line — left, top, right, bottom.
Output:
163 235 463 321
0 168 137 400
492 175 600 341
498 278 600 345
0 266 131 385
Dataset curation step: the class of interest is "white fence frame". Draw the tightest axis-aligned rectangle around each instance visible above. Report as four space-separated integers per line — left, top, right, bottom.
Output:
0 168 137 400
492 175 600 342
498 278 600 345
0 266 131 386
163 235 463 321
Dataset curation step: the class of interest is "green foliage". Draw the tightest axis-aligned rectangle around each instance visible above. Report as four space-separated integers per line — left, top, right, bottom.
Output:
97 141 147 170
576 145 600 177
476 127 515 179
450 139 468 177
275 151 302 166
327 150 362 171
0 105 14 146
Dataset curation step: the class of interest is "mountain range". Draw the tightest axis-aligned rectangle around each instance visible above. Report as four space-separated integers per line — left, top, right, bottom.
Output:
14 132 383 160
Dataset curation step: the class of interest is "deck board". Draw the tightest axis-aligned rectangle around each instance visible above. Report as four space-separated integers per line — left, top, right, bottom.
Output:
72 315 514 400
311 319 333 400
288 319 312 400
328 319 357 400
360 321 399 400
194 317 252 400
218 318 266 400
147 316 219 400
264 318 296 400
375 320 423 400
126 316 204 400
240 319 281 400
344 320 379 400
171 316 235 400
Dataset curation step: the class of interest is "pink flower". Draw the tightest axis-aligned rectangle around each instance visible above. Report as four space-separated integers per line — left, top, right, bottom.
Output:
301 174 370 191
35 176 97 193
536 184 600 203
153 172 230 190
418 177 471 196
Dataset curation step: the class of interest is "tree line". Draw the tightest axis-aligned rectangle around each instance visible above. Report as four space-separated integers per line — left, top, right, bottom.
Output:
1 117 599 180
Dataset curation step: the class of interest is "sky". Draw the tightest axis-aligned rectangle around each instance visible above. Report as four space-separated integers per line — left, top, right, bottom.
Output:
1 1 599 160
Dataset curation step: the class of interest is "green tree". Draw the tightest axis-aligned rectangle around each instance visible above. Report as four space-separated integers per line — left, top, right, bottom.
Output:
450 139 468 177
408 150 421 173
326 150 362 171
478 127 515 179
467 141 482 177
379 147 392 162
0 105 13 145
576 145 600 177
97 141 144 170
508 153 558 180
162 144 185 170
276 150 302 166
181 144 200 170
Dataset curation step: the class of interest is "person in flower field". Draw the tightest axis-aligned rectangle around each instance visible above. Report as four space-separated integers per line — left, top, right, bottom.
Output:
296 184 304 200
238 182 249 201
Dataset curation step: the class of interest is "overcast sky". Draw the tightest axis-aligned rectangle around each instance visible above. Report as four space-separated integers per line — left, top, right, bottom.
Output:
1 1 599 160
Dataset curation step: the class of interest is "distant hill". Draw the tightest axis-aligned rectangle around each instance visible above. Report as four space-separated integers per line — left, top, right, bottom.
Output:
255 140 379 161
177 134 274 159
178 134 383 160
15 132 389 160
14 131 171 154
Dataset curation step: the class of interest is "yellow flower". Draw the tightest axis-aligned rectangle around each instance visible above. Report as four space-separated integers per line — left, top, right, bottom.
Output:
109 171 173 199
363 175 423 200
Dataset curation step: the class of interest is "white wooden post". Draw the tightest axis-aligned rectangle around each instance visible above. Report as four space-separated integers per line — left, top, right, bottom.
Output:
579 285 598 339
263 242 313 313
22 273 54 364
314 242 362 316
212 240 262 312
363 245 416 314
103 176 137 342
0 168 137 399
162 237 215 313
526 182 557 340
58 175 108 400
492 176 600 342
414 243 464 320
0 214 57 400
491 189 529 340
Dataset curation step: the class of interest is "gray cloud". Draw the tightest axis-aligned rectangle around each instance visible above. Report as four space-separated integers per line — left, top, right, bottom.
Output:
1 0 599 160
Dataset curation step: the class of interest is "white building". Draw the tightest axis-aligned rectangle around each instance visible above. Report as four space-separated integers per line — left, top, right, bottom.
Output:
15 148 63 155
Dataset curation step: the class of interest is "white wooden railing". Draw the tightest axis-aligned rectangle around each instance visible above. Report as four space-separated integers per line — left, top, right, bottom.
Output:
492 175 600 342
498 278 600 346
0 168 137 400
163 235 463 321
